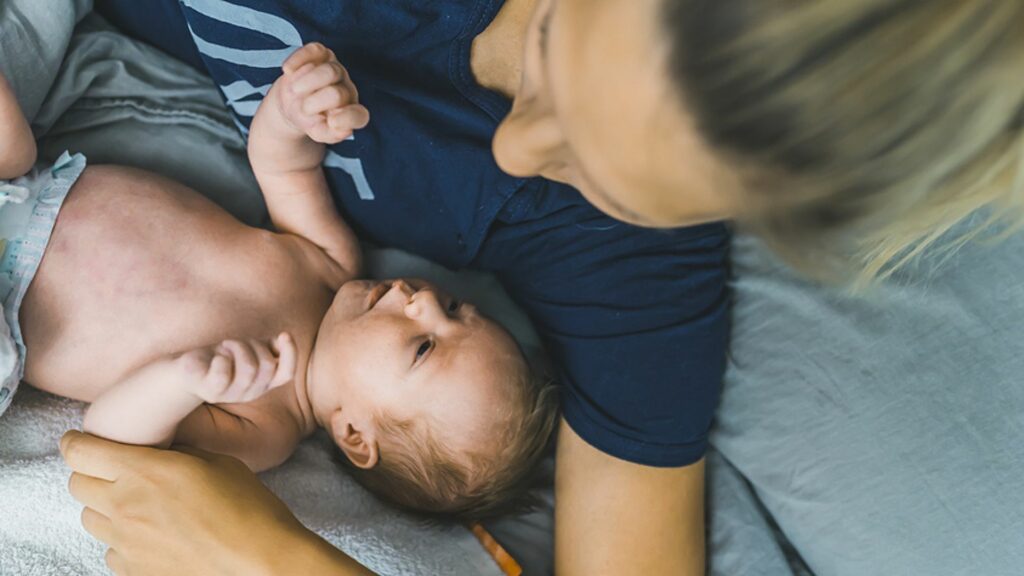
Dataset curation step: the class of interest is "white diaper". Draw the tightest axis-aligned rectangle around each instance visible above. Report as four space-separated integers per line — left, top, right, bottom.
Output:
0 152 86 416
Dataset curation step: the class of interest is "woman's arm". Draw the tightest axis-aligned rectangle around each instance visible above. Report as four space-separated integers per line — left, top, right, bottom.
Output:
0 72 37 179
555 420 706 576
61 431 377 576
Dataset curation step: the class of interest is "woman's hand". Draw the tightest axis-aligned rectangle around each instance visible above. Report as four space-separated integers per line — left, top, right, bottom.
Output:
60 431 374 576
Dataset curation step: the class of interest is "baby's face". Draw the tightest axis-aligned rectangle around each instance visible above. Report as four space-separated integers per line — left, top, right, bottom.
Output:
309 279 526 457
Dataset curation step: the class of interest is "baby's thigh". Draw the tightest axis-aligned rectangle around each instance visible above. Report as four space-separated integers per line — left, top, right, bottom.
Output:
712 230 1024 576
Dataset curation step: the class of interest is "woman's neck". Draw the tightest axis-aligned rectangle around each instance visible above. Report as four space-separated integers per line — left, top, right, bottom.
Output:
470 0 537 99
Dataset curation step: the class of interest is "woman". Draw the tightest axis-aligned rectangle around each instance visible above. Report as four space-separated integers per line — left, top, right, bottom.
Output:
63 1 1024 575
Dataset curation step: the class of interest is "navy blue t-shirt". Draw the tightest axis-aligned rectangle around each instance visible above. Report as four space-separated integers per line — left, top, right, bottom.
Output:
96 0 730 467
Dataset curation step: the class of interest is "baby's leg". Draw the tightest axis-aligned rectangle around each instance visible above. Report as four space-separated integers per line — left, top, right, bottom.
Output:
0 72 36 179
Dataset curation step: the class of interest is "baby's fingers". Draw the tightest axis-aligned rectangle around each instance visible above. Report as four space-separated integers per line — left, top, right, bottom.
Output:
305 106 370 144
302 83 358 116
270 333 297 389
329 105 370 133
220 340 258 392
207 351 233 386
247 339 279 396
282 42 332 74
290 60 347 96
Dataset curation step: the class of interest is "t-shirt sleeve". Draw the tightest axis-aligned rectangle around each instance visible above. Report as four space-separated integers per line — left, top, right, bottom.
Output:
475 193 731 467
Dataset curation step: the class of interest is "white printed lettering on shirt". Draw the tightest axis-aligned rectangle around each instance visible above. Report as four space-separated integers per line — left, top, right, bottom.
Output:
180 0 376 200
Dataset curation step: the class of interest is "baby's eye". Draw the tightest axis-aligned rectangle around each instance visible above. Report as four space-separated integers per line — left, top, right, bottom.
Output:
447 299 461 313
415 339 433 362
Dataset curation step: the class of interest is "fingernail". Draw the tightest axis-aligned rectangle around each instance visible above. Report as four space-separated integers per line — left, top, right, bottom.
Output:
59 430 78 453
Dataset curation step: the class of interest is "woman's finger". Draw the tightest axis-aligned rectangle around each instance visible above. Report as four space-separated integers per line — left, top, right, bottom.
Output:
60 431 141 481
67 472 117 517
81 507 116 546
105 547 127 576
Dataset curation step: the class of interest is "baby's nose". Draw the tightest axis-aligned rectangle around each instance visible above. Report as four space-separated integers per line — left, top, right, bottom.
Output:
391 279 416 299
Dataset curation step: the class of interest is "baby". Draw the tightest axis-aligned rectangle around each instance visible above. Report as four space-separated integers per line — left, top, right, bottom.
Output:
0 44 557 521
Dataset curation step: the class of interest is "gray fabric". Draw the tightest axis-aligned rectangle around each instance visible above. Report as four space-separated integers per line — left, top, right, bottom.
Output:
35 16 267 227
2 1 256 226
712 225 1024 576
0 0 92 121
706 449 807 576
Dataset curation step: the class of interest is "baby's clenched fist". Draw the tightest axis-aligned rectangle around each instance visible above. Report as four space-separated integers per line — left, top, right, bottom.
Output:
271 42 370 144
181 333 297 405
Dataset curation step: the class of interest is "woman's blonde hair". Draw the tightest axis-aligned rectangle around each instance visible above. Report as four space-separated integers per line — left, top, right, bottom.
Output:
666 0 1024 286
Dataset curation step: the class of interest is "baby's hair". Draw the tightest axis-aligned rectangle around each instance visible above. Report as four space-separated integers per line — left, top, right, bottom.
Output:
341 366 559 522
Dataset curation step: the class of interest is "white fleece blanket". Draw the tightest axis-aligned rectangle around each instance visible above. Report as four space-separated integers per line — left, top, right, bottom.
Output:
0 383 504 576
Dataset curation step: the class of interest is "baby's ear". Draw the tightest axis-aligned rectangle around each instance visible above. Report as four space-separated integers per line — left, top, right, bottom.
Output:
330 410 379 469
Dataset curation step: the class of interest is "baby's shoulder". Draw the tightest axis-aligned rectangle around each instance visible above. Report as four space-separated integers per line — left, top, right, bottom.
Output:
269 232 355 292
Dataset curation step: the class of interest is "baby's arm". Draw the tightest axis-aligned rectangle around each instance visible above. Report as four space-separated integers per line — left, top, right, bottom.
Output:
173 390 309 472
0 72 37 180
248 43 370 283
83 335 296 450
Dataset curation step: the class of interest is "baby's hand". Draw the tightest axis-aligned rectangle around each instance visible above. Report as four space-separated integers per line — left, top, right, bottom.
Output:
272 42 370 144
181 334 298 405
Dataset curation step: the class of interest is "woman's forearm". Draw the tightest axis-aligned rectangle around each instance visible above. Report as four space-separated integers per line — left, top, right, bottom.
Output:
263 526 377 576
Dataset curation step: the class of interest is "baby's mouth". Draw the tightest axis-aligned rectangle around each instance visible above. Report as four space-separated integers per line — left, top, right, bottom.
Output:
365 281 392 310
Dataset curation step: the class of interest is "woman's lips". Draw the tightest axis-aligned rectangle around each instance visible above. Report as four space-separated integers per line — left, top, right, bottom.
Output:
365 281 392 310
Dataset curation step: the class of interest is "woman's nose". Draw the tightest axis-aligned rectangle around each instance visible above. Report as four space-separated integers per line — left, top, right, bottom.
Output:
492 99 569 182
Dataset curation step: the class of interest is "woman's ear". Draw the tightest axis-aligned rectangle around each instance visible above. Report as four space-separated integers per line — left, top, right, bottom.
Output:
330 410 379 470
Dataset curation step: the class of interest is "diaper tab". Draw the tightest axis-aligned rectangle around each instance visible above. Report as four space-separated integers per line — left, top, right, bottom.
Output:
51 151 75 174
0 183 30 209
42 152 87 205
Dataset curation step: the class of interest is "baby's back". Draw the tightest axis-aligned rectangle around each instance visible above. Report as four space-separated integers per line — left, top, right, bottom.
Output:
20 165 334 401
